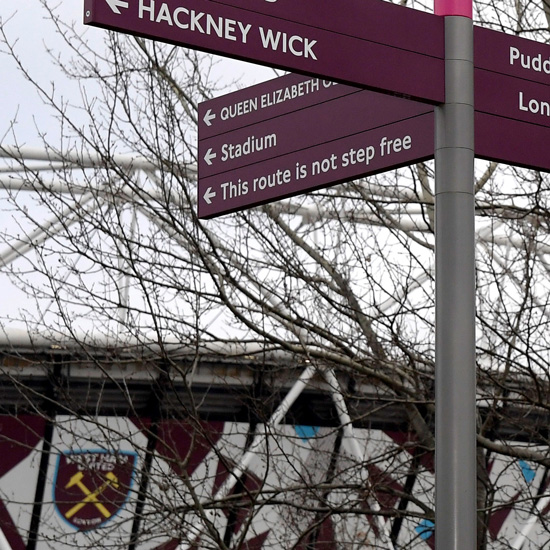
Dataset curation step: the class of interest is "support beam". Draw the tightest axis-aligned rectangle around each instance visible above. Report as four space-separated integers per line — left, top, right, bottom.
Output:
176 364 318 550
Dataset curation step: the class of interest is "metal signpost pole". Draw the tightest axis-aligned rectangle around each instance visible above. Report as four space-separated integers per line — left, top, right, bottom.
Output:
434 0 476 548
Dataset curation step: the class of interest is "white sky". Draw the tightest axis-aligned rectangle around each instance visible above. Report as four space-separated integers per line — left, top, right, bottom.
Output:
0 0 276 334
0 1 81 141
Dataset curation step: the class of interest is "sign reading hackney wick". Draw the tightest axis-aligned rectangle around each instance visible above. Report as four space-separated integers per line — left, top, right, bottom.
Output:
83 0 444 103
198 74 434 218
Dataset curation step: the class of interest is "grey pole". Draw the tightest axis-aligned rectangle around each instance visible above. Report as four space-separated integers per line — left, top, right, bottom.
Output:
434 14 477 550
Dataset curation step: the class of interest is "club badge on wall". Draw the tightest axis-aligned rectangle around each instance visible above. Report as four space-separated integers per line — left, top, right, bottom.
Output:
53 450 137 531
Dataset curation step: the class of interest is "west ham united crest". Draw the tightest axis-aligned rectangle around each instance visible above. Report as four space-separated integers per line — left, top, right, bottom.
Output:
53 450 137 531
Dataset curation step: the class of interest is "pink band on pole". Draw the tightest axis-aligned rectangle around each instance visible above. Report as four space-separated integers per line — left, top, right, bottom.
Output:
434 0 472 17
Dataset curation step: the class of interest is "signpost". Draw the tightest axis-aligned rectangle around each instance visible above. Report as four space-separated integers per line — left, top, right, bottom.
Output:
84 1 550 550
199 112 434 218
84 0 550 169
434 12 476 550
198 76 433 217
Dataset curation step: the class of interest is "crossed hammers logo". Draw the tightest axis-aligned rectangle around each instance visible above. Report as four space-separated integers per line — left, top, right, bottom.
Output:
64 470 120 520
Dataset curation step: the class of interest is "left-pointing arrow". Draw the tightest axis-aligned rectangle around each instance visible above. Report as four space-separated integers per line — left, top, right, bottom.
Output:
203 109 216 127
204 148 217 166
105 0 129 14
203 187 216 204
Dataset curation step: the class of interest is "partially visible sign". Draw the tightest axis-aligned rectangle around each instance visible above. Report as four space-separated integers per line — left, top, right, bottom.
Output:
473 26 550 170
199 73 358 140
84 0 444 103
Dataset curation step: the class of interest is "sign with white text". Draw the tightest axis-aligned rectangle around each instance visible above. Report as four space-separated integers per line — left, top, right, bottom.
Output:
84 0 550 217
198 75 434 217
83 0 445 103
199 73 359 140
475 27 550 130
199 81 434 180
197 59 550 219
473 27 550 170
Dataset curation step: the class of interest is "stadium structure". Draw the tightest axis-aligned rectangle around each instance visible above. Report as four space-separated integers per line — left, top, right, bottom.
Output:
0 330 547 550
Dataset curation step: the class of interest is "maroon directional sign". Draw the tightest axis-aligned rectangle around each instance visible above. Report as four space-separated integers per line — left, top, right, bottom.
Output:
199 74 359 140
475 26 550 86
198 81 434 218
83 0 444 103
473 26 550 170
475 27 550 129
200 83 434 179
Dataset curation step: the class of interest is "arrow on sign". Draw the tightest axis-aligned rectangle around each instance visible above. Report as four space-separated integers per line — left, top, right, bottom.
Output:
203 187 216 205
105 0 128 15
204 148 217 166
203 109 216 127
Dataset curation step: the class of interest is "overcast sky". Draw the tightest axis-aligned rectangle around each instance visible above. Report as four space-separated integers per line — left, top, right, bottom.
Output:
0 0 276 144
0 0 275 334
0 1 80 142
